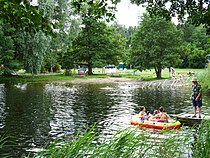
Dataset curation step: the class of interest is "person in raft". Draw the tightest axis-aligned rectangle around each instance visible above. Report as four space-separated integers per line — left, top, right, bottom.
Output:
191 77 202 118
148 109 159 121
154 106 170 123
139 106 150 121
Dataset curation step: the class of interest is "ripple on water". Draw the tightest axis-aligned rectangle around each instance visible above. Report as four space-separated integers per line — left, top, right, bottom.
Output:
1 82 210 157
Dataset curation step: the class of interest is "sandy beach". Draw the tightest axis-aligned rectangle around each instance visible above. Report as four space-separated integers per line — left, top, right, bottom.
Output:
54 77 138 84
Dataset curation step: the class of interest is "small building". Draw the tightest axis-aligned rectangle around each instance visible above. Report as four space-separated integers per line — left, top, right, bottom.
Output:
117 62 126 70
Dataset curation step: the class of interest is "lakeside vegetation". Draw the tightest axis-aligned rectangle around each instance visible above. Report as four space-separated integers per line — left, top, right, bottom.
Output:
1 1 210 158
1 68 209 94
0 68 206 81
26 120 210 158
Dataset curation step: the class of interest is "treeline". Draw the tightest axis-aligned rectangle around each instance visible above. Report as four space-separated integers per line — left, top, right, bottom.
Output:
0 0 209 78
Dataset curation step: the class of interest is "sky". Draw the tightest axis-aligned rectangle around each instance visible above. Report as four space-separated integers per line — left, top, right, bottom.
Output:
115 0 144 27
115 0 178 27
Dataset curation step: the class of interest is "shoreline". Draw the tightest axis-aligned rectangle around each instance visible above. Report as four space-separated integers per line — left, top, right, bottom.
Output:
52 77 138 84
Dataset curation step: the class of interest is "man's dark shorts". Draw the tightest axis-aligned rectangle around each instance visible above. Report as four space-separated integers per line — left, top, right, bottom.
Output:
192 100 202 107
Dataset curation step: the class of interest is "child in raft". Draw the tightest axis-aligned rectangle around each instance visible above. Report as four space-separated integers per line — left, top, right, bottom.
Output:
154 106 170 123
139 106 151 121
148 109 159 121
139 106 147 121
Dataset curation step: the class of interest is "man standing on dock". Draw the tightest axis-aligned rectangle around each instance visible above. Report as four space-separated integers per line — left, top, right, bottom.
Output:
191 77 202 118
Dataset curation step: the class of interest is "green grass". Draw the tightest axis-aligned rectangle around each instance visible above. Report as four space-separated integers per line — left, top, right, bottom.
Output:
0 68 207 84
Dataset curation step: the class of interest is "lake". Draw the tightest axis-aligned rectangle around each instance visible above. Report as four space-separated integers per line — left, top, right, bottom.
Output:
0 81 210 157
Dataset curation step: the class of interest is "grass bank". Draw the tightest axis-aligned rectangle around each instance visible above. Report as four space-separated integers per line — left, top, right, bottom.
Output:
0 68 205 83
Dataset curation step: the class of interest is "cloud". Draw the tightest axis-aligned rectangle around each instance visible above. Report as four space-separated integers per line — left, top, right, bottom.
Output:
115 0 144 27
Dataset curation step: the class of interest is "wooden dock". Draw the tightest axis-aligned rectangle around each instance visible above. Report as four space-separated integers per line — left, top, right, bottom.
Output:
171 113 210 126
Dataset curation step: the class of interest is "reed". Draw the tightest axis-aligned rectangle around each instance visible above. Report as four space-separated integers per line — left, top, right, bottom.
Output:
0 135 11 158
192 120 210 158
197 67 210 95
31 126 201 158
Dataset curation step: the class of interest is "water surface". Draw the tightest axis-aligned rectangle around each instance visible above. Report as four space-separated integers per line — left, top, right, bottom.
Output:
0 82 210 157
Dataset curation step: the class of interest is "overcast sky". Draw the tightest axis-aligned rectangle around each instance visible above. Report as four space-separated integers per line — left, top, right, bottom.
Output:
115 0 178 27
115 0 144 27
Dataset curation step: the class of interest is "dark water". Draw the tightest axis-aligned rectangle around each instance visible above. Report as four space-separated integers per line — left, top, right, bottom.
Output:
0 82 210 157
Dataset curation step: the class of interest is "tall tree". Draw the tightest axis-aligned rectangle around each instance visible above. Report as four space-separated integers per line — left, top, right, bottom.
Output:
130 14 183 78
177 23 210 68
130 0 210 33
111 23 136 67
29 0 81 74
0 22 19 75
0 0 81 75
16 30 51 75
72 18 126 75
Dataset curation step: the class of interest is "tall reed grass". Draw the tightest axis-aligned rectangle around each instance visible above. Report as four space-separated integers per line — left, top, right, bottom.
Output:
192 120 210 158
197 67 210 95
29 121 210 158
0 135 11 158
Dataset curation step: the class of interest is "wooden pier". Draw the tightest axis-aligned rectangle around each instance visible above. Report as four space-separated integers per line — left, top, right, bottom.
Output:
171 113 210 126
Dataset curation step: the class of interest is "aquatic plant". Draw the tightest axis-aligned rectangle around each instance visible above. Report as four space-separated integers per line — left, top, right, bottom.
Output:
31 126 195 158
0 135 11 158
197 67 210 95
192 120 210 158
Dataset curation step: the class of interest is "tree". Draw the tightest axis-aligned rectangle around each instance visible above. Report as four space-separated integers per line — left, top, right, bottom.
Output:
0 22 20 75
111 23 136 68
72 18 126 75
130 14 183 78
16 30 51 75
71 0 119 22
178 23 210 68
0 0 52 34
0 0 82 75
130 0 210 33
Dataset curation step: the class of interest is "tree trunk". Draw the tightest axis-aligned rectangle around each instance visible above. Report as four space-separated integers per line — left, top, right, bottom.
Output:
87 62 93 75
155 65 162 79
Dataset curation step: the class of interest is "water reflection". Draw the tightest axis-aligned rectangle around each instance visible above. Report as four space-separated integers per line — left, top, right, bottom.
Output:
0 82 209 157
0 84 5 129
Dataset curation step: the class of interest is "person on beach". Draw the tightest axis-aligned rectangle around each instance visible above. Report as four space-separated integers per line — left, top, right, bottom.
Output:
154 106 170 122
171 67 176 78
191 77 202 118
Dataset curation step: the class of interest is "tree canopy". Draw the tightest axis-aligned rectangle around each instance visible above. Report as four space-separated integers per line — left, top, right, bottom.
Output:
72 18 126 75
130 14 183 78
130 0 210 33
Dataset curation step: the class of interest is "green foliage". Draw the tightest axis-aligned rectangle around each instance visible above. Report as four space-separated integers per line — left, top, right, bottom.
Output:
31 125 210 158
0 22 20 75
0 135 13 158
192 120 210 158
130 0 210 33
71 0 119 22
178 23 210 68
31 0 82 74
130 14 183 78
111 24 136 67
72 18 126 75
0 0 82 76
16 30 51 75
197 67 210 95
0 0 52 34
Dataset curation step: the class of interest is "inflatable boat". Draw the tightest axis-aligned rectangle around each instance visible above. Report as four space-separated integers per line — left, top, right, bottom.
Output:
130 114 181 130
